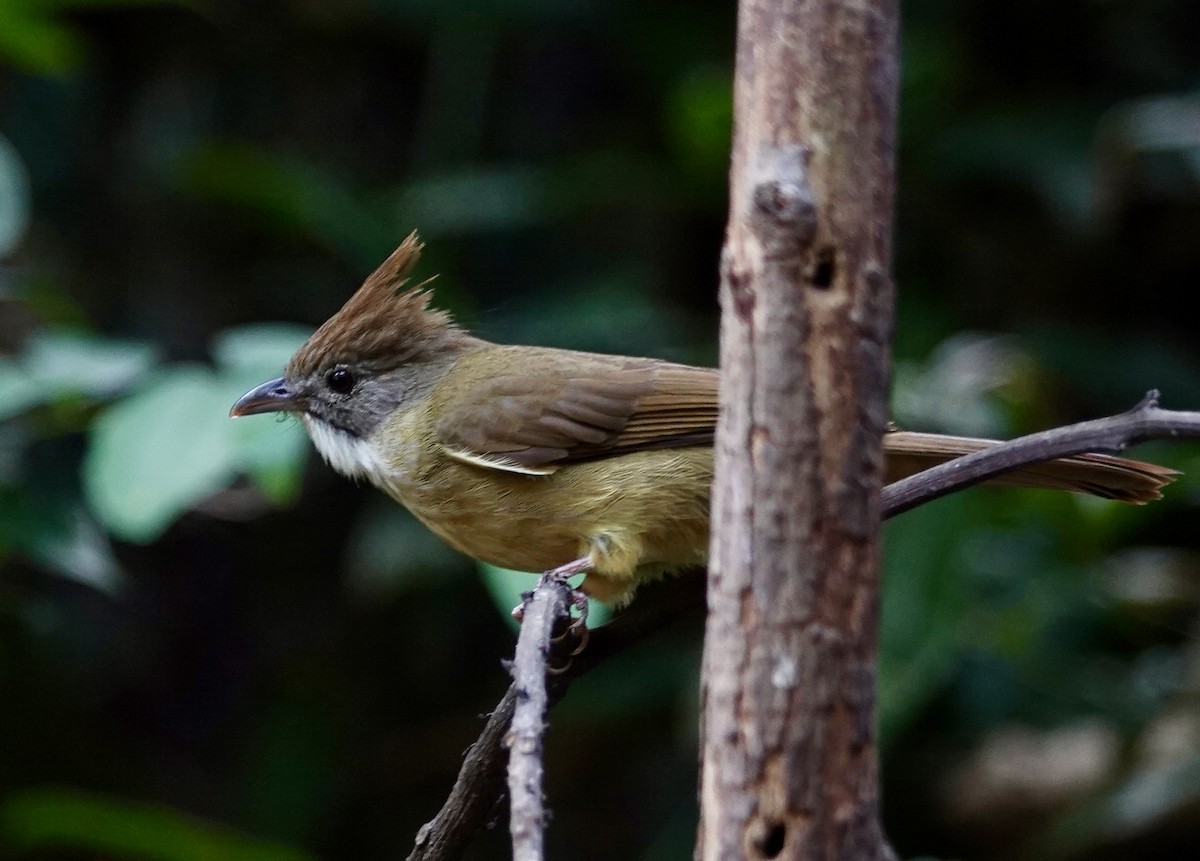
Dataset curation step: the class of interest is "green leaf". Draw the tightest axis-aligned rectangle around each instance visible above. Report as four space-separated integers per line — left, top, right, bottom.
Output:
212 324 310 376
24 331 158 397
0 332 156 421
84 366 240 542
0 356 42 420
0 786 313 861
0 3 84 74
214 325 312 504
230 414 308 505
27 507 126 595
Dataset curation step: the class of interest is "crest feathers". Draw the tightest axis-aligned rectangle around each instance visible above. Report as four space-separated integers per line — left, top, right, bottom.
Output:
288 232 472 376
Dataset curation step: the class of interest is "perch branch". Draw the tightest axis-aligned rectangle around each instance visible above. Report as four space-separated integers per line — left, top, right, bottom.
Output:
506 575 571 861
883 391 1196 518
405 575 705 861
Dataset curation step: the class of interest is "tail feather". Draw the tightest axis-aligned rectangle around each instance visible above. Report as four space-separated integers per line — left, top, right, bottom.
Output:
883 431 1178 504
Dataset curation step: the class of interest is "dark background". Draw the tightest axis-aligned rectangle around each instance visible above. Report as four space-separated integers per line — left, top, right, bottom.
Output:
2 1 1200 859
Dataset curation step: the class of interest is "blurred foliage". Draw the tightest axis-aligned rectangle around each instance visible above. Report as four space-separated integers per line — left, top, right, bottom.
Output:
1 786 313 861
1 1 1199 860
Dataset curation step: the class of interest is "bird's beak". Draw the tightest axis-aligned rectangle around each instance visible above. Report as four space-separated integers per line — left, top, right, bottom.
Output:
230 377 304 418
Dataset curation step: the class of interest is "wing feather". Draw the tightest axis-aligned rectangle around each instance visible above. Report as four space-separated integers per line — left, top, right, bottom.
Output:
433 346 718 472
431 348 1174 503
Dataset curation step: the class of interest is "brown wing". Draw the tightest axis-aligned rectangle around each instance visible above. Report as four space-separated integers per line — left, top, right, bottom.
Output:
433 346 718 474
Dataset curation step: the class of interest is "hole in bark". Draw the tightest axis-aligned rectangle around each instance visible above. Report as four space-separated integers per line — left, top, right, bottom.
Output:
810 246 835 289
757 821 787 858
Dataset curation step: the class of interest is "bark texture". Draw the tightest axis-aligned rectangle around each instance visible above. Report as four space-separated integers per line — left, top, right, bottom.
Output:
698 1 899 859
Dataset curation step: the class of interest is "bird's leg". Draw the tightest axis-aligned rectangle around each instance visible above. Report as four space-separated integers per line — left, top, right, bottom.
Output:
544 555 594 580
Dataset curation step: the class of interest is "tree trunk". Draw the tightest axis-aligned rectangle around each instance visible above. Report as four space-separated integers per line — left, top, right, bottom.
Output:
698 0 899 859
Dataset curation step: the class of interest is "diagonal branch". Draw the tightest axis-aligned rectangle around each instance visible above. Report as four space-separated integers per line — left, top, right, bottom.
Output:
883 391 1195 518
506 575 571 861
405 575 705 861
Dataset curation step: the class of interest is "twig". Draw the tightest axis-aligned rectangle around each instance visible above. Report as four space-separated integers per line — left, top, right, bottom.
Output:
405 575 705 861
883 391 1197 518
506 575 571 861
407 686 517 861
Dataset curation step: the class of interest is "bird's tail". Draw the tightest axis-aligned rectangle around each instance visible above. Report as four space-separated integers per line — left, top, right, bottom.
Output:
883 431 1177 503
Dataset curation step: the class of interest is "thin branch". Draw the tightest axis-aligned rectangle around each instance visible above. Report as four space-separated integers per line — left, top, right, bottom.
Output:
883 392 1197 518
405 575 704 861
506 575 571 861
407 688 515 861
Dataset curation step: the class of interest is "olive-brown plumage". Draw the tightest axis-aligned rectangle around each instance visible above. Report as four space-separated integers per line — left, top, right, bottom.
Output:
231 234 1177 604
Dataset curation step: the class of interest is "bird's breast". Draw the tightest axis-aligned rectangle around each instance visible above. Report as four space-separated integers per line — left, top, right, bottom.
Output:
379 462 566 570
372 424 713 578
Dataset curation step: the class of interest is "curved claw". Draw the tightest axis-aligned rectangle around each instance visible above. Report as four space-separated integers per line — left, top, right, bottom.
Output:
567 622 590 656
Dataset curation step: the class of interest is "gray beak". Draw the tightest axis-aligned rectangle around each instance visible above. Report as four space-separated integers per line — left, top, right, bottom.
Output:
230 377 304 418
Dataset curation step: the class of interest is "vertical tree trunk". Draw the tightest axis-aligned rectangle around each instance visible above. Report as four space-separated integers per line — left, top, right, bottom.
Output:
698 0 899 859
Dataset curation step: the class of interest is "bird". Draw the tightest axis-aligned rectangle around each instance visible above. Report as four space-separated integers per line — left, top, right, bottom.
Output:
230 233 1176 606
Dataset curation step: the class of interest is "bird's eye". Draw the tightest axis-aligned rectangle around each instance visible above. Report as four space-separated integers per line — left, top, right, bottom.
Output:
327 368 355 394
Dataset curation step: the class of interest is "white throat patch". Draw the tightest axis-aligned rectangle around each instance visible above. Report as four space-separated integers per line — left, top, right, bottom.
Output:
302 416 389 485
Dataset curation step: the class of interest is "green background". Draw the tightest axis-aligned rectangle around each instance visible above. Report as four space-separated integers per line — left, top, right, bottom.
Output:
2 1 1200 859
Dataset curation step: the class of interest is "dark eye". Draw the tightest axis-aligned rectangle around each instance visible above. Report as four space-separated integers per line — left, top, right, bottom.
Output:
327 368 355 394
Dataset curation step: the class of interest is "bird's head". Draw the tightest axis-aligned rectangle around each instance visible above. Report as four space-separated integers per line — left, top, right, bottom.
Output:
230 232 479 479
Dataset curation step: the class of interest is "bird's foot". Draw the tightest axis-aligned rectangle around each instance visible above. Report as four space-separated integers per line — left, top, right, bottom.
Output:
510 556 592 658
